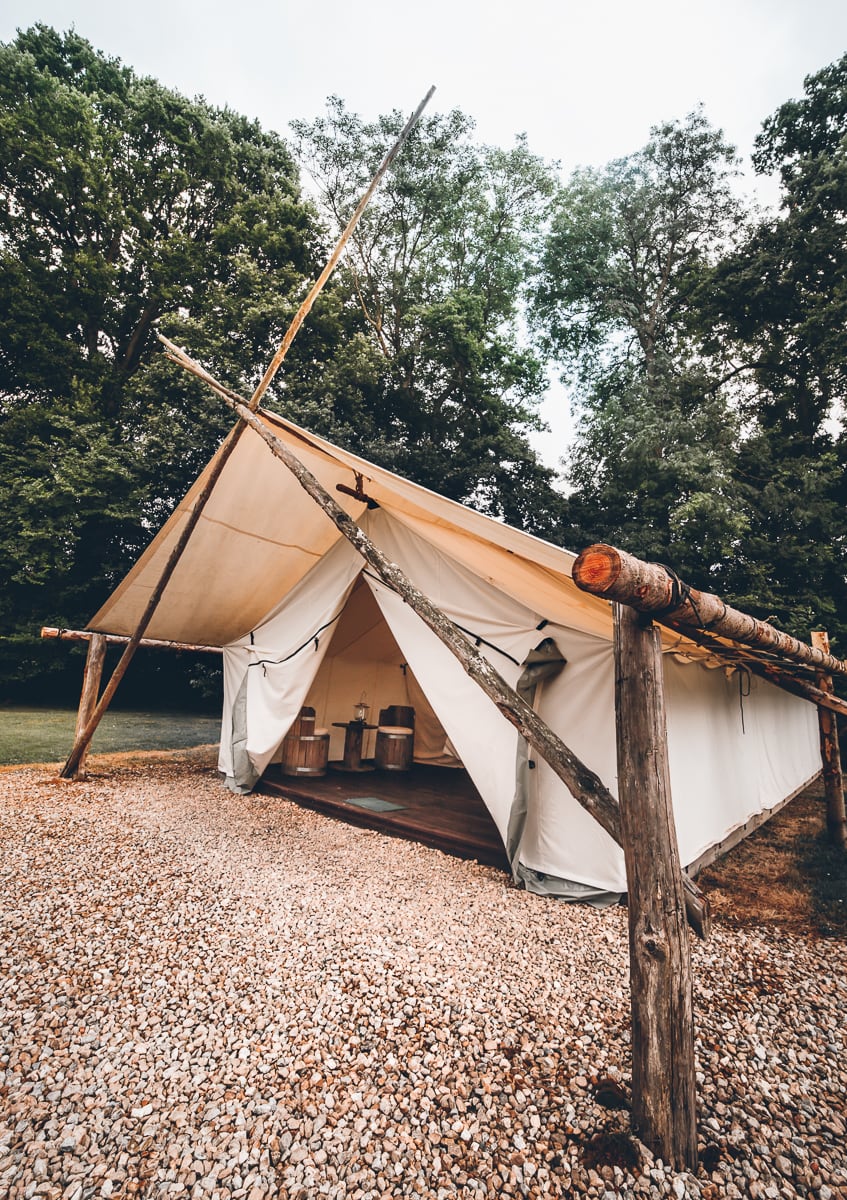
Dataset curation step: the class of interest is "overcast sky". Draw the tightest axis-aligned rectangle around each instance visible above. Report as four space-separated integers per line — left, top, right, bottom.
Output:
3 0 846 463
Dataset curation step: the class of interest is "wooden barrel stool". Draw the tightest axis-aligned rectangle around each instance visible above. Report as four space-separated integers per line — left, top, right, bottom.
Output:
281 729 329 776
374 725 414 772
280 707 329 777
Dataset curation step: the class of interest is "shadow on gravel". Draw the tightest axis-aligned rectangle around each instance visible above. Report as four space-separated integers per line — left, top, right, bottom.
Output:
800 829 847 936
580 1130 641 1172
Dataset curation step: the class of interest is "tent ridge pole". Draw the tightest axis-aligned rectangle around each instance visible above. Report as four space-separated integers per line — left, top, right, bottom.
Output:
573 543 847 677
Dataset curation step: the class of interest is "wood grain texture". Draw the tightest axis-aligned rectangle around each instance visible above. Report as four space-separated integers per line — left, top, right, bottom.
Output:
811 631 847 849
614 603 698 1169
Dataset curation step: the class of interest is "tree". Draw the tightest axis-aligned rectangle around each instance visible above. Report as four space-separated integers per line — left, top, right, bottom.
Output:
0 25 318 698
702 55 847 645
290 99 566 534
534 110 748 577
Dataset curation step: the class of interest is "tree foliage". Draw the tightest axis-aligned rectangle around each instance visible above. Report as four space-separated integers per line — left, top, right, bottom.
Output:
534 111 748 575
0 25 319 697
291 100 565 532
702 55 847 645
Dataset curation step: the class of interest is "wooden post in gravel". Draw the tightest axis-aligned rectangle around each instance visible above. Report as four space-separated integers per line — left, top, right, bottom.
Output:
614 603 698 1169
67 633 107 780
811 631 847 849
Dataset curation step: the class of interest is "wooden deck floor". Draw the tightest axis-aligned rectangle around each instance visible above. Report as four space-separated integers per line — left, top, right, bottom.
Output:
260 762 509 869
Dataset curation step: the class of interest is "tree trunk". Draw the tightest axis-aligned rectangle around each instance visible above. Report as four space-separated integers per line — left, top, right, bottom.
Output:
811 631 847 850
67 634 107 781
614 603 698 1169
573 544 847 678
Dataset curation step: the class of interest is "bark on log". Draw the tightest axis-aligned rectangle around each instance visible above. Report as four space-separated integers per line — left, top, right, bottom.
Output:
811 631 847 850
67 634 107 781
573 544 847 678
614 604 698 1169
58 426 244 779
42 627 221 655
174 357 710 938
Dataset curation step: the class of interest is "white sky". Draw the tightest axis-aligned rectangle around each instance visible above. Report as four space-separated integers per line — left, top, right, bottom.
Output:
3 0 846 465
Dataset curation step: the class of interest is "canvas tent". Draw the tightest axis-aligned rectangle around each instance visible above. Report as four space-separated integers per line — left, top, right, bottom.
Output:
89 409 822 901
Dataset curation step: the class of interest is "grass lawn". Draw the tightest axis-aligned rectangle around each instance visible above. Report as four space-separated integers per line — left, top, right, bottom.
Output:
0 706 220 766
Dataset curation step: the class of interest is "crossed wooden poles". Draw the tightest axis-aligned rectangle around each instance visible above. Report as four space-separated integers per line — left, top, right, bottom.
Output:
52 87 846 1173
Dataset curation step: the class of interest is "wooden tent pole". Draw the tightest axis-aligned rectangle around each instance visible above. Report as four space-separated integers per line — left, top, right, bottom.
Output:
811 631 847 849
614 603 698 1168
163 346 710 937
573 543 847 678
69 634 107 780
57 87 434 782
249 85 435 409
59 433 241 779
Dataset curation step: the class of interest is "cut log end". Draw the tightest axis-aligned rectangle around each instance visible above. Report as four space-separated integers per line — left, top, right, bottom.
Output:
572 544 623 593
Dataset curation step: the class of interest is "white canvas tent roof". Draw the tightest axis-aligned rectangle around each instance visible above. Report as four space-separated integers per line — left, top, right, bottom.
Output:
90 410 821 900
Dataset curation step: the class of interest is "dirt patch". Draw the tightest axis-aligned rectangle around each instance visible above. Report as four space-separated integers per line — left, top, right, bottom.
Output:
699 777 847 936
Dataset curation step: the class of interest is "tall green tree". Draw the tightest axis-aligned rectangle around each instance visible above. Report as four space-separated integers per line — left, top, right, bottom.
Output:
534 110 747 576
291 99 566 533
0 25 319 696
703 55 847 643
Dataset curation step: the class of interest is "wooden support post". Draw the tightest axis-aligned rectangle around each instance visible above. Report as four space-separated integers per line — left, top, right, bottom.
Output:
811 631 847 849
67 634 107 781
614 603 698 1169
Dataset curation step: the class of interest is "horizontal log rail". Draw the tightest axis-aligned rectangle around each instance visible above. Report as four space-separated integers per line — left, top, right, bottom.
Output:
573 544 847 679
42 627 222 655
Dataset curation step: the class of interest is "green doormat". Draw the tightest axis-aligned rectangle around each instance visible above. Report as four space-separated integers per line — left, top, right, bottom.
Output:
344 796 406 813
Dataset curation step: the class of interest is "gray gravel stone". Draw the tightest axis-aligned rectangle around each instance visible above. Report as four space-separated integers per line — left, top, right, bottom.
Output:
0 754 845 1199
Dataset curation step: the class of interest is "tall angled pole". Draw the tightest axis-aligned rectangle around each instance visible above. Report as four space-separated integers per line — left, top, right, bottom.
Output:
59 86 435 780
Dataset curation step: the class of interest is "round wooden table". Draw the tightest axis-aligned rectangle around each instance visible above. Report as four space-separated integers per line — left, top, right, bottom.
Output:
330 721 377 771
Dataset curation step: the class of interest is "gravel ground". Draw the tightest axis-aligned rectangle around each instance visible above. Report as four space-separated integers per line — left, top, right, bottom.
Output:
1 750 845 1200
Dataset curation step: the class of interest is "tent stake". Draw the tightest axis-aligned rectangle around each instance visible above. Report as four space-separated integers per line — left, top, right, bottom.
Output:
161 343 710 939
811 631 847 849
57 87 434 781
614 603 698 1169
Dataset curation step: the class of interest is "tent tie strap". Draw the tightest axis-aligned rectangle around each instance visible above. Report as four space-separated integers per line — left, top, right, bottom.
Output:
246 612 343 670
